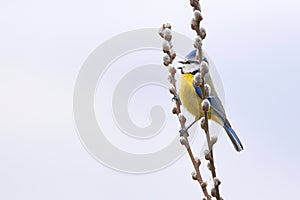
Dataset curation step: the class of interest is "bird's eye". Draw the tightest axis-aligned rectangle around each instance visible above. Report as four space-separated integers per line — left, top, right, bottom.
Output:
185 61 191 64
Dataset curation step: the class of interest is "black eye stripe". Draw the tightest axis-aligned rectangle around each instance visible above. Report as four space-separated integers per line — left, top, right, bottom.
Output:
180 68 200 75
190 69 200 75
181 60 199 65
189 60 200 64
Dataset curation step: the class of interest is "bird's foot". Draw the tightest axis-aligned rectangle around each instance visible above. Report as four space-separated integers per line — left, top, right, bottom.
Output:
179 128 189 137
179 119 200 136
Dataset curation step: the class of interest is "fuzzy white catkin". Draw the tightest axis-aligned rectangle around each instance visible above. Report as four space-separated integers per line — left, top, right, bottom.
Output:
169 49 176 58
201 182 207 188
200 117 206 129
191 171 197 177
200 27 206 38
162 41 171 52
204 149 210 156
180 136 189 147
200 61 209 75
164 22 171 29
164 28 172 41
201 99 210 112
207 162 211 170
204 84 211 96
194 10 202 21
163 53 171 63
168 65 176 75
211 136 218 146
194 72 203 84
178 113 186 124
168 41 173 49
194 36 202 49
211 188 217 197
171 52 176 59
194 157 200 165
214 177 221 186
158 27 164 38
191 18 197 27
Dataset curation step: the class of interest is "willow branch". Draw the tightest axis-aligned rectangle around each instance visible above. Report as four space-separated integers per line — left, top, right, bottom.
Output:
180 136 211 200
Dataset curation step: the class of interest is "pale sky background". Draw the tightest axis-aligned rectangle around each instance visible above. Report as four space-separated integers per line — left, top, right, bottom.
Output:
1 0 300 199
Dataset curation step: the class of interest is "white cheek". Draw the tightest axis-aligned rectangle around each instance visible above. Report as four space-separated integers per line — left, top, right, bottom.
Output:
183 64 199 73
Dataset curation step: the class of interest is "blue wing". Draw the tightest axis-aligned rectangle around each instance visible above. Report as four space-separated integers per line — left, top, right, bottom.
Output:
207 96 226 121
193 84 203 99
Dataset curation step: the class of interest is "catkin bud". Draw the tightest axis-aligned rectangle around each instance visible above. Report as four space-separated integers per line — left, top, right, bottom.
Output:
199 27 206 39
168 65 176 75
201 181 207 188
191 18 198 30
178 113 187 124
163 53 171 66
194 10 203 22
190 0 198 7
162 41 171 52
163 22 171 29
180 136 189 148
194 36 202 49
207 162 211 171
214 177 221 186
211 136 218 146
200 61 209 75
172 107 178 114
169 49 176 59
191 171 197 180
164 28 172 41
195 157 201 167
193 72 203 85
169 87 176 95
158 27 165 38
200 117 206 130
211 188 217 197
204 150 211 160
201 99 210 112
204 84 211 96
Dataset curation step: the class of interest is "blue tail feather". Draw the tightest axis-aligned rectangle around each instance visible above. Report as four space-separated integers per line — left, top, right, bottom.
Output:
223 123 243 152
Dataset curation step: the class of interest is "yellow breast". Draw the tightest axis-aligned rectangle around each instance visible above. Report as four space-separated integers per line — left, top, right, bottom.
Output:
180 74 203 119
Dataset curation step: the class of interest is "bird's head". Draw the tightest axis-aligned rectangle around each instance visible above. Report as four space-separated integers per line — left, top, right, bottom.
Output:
178 49 208 74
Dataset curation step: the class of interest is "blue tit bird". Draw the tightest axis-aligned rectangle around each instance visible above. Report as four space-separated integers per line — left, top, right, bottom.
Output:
178 49 243 152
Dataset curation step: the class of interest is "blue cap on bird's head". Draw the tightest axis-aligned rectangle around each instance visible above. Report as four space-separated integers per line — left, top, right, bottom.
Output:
186 49 197 60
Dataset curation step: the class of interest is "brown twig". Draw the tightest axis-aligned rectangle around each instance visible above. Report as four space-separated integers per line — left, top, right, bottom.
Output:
159 24 180 115
180 135 211 200
203 110 221 200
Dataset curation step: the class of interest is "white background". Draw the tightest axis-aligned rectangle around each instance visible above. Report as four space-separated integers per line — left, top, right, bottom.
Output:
1 0 300 199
